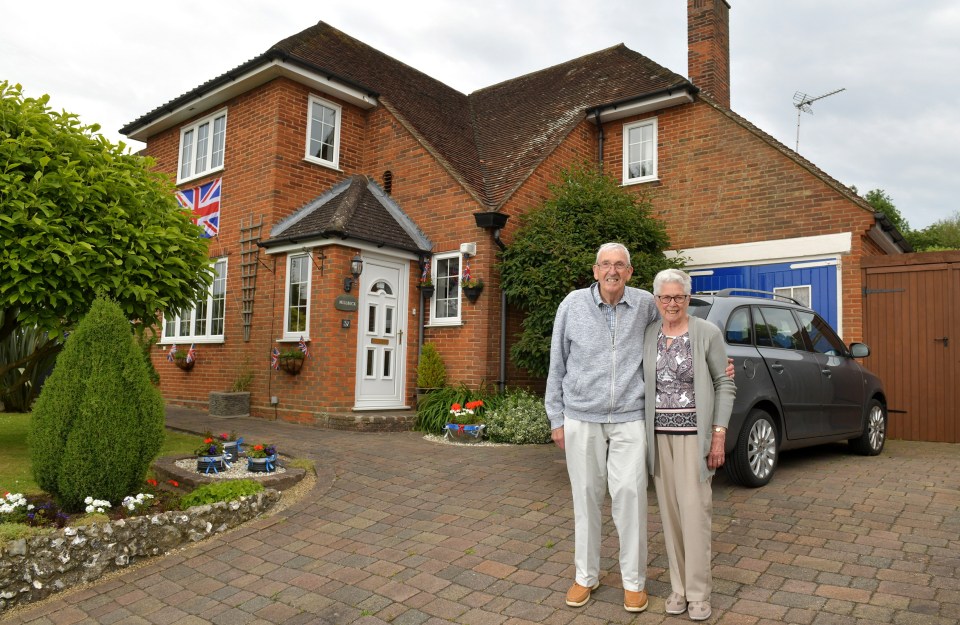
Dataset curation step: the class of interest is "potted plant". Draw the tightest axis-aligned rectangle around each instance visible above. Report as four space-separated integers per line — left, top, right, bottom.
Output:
172 351 194 371
246 443 278 473
416 342 446 403
277 348 305 375
418 277 435 299
194 434 225 474
445 400 486 443
461 277 483 303
218 431 244 464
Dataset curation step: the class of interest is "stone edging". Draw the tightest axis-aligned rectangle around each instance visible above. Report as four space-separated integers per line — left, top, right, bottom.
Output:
0 489 280 612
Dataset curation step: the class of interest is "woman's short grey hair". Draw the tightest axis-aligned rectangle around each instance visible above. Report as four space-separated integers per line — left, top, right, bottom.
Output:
653 268 692 295
595 242 631 265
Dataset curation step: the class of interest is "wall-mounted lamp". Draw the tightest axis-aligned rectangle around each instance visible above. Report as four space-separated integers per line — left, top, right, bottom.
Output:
343 253 364 292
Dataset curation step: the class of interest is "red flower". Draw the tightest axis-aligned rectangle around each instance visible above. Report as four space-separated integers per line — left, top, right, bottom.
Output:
146 478 158 487
254 444 264 451
451 403 462 412
466 400 484 411
204 437 214 444
168 480 179 487
219 433 229 440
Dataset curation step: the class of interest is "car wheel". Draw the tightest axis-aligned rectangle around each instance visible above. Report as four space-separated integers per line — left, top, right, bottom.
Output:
727 408 778 487
849 398 886 456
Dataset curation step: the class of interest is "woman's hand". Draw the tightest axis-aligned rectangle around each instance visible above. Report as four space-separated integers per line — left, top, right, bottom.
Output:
707 430 725 469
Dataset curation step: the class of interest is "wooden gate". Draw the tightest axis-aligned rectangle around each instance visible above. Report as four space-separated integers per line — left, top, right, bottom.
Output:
861 252 960 442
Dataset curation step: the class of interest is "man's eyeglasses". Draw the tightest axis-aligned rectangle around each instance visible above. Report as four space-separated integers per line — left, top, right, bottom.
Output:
656 295 689 304
595 261 629 271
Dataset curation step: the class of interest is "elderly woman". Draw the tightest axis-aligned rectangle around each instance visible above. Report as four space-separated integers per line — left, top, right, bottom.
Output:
643 269 736 621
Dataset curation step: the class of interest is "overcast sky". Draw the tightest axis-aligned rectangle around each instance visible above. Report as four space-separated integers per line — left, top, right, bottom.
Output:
3 1 957 229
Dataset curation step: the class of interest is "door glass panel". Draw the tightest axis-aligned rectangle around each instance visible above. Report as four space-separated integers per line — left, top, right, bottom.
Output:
365 349 376 377
382 349 392 378
384 307 394 335
367 305 377 334
370 280 392 295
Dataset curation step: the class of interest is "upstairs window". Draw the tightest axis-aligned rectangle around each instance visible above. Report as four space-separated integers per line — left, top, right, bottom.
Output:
178 110 227 183
305 95 342 169
163 258 227 341
622 118 658 184
430 251 461 325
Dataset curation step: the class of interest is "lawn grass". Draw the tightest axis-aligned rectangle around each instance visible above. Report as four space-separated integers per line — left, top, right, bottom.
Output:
0 412 200 496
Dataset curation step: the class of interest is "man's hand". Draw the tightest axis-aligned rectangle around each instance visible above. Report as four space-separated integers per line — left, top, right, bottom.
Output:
725 357 736 379
551 426 565 449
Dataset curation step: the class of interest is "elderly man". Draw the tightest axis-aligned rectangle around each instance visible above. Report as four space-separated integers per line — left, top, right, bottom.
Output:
545 242 656 613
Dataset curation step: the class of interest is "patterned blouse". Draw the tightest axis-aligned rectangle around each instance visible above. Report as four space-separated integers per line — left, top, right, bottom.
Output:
654 330 698 434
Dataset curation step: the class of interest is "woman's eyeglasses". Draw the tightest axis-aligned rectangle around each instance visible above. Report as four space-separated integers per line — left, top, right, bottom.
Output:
656 295 689 304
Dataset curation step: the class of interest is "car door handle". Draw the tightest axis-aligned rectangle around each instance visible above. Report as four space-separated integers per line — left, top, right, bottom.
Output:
821 368 831 377
770 363 784 372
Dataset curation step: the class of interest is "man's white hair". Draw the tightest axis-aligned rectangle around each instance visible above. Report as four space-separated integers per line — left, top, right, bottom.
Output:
595 242 631 265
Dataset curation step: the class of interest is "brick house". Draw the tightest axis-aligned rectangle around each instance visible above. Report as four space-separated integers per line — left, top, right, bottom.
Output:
122 0 908 424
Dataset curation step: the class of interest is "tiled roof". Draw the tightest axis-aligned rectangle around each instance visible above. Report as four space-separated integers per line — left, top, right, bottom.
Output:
265 175 431 253
125 22 691 210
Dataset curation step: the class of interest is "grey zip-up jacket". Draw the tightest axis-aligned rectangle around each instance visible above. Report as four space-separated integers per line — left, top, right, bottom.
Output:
545 283 659 430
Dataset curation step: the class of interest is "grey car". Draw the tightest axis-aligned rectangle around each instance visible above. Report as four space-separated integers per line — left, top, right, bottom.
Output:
689 289 887 487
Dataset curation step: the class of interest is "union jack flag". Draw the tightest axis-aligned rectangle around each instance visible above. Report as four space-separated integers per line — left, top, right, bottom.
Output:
166 344 177 362
298 336 309 358
271 347 280 371
175 177 221 238
185 343 197 364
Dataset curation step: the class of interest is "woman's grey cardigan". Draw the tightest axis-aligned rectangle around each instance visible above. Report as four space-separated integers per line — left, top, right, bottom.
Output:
643 315 737 482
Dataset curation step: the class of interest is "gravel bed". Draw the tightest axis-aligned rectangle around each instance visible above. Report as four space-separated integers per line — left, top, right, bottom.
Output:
174 457 288 479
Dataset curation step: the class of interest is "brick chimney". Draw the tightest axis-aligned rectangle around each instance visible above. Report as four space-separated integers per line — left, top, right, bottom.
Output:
688 0 731 108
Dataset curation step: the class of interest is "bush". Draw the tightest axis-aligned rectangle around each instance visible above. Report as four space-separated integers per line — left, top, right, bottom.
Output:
416 342 446 389
29 298 165 512
415 384 500 435
179 479 264 509
486 388 552 444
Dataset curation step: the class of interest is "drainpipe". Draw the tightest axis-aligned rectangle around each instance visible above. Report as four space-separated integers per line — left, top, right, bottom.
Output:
594 109 604 168
492 230 507 394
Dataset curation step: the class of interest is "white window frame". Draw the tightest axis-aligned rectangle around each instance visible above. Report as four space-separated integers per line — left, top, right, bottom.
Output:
429 251 462 326
283 253 313 340
622 118 658 185
304 95 342 170
162 258 227 342
774 285 812 308
177 109 227 184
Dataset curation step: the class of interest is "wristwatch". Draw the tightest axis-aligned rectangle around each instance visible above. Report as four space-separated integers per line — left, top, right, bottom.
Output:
713 426 727 434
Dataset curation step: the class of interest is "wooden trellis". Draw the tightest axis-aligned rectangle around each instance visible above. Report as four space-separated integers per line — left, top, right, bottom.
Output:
238 215 264 342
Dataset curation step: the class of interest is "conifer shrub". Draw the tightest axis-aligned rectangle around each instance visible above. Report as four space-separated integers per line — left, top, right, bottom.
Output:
29 298 165 512
416 342 446 389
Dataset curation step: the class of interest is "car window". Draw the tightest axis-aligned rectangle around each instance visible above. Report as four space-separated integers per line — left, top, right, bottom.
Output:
724 307 752 345
756 306 804 350
795 310 848 356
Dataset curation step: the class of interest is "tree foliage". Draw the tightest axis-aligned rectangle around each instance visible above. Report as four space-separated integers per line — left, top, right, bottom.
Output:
863 188 910 235
498 162 682 377
0 81 212 399
29 298 165 512
910 211 960 251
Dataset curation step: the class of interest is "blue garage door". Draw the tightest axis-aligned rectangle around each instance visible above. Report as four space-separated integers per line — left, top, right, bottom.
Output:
690 260 838 329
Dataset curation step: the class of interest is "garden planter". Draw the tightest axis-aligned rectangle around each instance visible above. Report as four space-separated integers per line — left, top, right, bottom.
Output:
247 455 278 473
444 423 485 443
418 284 435 299
209 391 250 418
278 357 303 375
222 439 244 463
463 286 482 303
196 455 226 474
174 359 195 371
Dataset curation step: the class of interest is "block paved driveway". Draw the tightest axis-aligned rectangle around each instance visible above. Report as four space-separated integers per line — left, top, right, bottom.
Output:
4 407 959 625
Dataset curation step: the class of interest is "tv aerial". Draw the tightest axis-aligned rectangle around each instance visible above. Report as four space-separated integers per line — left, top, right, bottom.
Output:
793 87 845 152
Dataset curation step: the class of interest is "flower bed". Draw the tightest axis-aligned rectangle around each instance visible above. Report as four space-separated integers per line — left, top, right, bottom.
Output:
0 490 280 612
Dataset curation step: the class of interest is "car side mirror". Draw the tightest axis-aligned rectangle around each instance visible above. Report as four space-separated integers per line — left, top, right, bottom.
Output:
849 343 870 358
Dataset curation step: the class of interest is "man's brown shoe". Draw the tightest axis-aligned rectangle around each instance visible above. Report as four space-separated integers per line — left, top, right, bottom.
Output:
623 589 649 612
565 582 600 607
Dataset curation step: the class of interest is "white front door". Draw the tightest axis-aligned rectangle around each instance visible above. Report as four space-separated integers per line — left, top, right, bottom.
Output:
355 256 408 409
